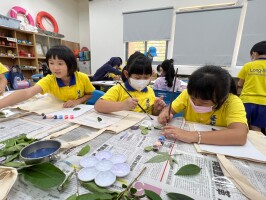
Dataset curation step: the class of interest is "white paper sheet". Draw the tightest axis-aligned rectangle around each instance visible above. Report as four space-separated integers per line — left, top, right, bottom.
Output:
48 104 94 118
200 140 266 162
194 123 266 162
69 111 125 129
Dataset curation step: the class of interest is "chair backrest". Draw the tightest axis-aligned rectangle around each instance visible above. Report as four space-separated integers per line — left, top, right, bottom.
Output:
86 90 105 105
4 72 10 91
154 89 183 118
153 89 181 105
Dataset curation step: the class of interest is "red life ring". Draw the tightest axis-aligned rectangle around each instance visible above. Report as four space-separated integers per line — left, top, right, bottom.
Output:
10 6 34 26
36 11 59 33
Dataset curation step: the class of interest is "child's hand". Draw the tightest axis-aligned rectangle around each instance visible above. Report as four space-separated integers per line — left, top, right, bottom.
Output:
63 100 79 108
154 96 166 111
158 107 173 124
162 126 197 143
0 86 4 95
123 97 138 111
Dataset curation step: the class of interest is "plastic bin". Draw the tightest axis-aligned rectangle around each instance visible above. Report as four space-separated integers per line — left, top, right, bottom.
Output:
0 14 21 29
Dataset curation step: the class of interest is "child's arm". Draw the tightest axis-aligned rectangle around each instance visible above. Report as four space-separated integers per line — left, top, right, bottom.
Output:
0 73 7 95
0 84 42 109
94 97 138 113
161 122 248 146
63 94 92 108
152 96 166 116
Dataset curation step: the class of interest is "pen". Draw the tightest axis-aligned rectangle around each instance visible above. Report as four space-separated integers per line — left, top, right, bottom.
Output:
117 82 153 120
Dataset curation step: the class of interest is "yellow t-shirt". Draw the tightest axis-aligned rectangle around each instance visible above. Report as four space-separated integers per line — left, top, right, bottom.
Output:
237 59 266 105
172 90 247 127
101 84 156 114
36 71 95 101
0 63 8 74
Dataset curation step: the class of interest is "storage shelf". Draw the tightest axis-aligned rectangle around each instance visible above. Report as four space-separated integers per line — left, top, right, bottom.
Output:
17 43 34 47
0 55 18 58
18 56 36 59
0 45 16 48
0 25 62 79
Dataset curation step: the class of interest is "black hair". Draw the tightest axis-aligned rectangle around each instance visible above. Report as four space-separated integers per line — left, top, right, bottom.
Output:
156 64 161 73
161 59 175 87
187 65 237 110
250 41 266 55
121 51 152 82
117 57 123 65
46 45 77 76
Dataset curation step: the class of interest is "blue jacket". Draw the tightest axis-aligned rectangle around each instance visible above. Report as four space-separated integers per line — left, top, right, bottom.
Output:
92 57 122 81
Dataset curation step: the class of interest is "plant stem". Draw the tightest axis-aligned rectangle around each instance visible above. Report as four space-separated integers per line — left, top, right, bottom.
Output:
116 167 147 200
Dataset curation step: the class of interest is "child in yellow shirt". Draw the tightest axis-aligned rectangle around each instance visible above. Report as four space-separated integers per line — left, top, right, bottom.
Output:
95 52 165 115
0 45 95 109
238 41 266 133
0 63 8 95
158 66 248 146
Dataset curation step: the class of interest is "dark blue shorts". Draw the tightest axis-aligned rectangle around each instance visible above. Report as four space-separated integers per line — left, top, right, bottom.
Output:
244 103 266 128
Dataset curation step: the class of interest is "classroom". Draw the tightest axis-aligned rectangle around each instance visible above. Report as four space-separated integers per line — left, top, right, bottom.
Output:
0 0 266 200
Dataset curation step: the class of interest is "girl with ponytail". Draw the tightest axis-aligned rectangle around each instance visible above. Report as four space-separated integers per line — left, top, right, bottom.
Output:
153 59 181 92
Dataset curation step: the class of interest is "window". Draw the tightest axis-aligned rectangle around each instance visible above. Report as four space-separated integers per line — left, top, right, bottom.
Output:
126 40 167 64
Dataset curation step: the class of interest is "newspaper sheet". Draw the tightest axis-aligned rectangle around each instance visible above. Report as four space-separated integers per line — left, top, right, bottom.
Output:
228 158 266 197
7 118 253 200
0 117 55 142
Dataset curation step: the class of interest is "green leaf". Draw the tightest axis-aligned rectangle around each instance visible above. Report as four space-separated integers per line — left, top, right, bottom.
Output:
19 163 66 189
130 187 137 195
156 152 169 156
81 182 114 194
4 152 19 163
66 194 77 200
145 189 162 200
3 161 26 167
172 158 178 163
77 145 90 156
175 164 201 176
77 193 113 200
144 146 153 152
122 183 127 188
154 125 162 130
146 155 169 164
141 128 148 135
58 171 74 192
73 107 81 111
97 117 102 122
167 192 194 200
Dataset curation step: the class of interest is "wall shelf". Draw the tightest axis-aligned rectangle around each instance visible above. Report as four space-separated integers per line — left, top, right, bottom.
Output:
0 25 62 79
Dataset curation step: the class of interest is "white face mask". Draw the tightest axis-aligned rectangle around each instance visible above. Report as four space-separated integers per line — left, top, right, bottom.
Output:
129 78 150 91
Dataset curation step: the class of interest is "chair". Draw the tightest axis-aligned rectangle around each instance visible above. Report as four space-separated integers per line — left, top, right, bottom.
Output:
4 72 10 91
86 90 105 105
153 89 181 105
153 89 183 117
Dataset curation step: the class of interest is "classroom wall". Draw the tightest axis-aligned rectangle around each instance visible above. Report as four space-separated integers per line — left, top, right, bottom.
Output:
89 0 239 74
78 0 90 49
0 0 80 43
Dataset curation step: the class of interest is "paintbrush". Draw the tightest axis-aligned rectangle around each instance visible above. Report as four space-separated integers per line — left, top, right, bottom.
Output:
117 82 153 120
167 68 179 124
